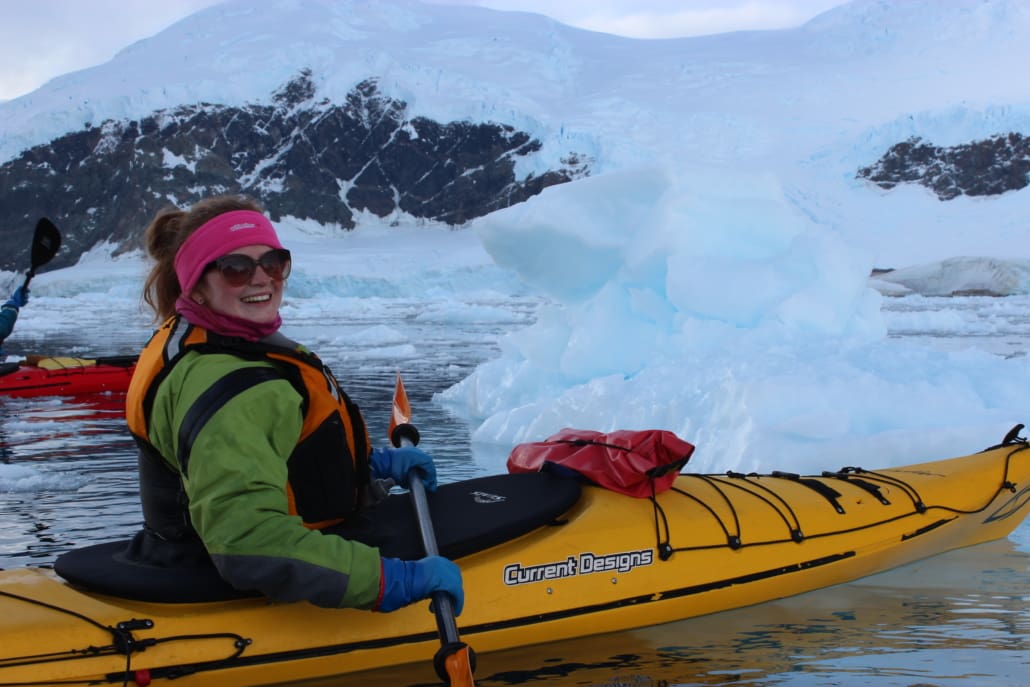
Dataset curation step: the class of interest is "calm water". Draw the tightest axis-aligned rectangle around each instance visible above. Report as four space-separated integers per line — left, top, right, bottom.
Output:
0 294 1028 686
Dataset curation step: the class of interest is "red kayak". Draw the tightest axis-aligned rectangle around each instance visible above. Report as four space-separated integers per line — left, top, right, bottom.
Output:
0 355 137 398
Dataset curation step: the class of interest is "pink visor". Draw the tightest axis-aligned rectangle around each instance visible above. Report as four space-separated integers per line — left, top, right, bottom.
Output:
174 210 284 295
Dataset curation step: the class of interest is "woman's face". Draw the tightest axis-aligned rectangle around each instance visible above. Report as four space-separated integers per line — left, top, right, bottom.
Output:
192 244 286 323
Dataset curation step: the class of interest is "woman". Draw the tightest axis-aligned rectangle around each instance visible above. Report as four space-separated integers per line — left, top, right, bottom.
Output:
126 195 463 614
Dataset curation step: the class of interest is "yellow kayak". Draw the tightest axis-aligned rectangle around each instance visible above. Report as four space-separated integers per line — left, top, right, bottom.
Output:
0 428 1027 687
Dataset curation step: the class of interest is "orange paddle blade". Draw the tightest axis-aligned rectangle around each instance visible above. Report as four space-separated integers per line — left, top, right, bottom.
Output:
443 645 476 687
388 373 411 441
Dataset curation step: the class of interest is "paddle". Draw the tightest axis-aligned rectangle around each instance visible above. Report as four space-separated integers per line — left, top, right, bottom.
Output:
23 218 62 290
388 374 477 687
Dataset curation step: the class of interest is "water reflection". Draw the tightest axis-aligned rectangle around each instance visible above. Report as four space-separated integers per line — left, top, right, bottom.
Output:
0 393 140 565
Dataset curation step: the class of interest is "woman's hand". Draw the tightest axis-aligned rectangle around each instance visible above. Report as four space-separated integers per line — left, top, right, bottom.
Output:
376 556 464 615
370 446 438 491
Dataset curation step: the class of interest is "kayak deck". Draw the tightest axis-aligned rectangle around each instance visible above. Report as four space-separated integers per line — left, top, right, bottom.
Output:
0 436 1027 686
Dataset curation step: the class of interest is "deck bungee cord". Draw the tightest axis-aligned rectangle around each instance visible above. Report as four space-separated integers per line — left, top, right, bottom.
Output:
834 467 928 512
822 471 892 505
0 588 249 687
647 433 1028 561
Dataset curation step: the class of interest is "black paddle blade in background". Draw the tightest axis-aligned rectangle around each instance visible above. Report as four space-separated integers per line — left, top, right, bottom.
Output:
31 218 62 270
23 218 62 289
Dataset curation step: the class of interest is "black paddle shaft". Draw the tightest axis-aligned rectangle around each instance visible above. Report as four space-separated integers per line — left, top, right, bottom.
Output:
392 422 463 644
391 421 473 675
408 472 463 643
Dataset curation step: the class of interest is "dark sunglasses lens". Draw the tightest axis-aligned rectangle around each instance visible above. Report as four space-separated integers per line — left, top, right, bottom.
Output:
216 255 256 286
258 249 291 280
213 249 291 286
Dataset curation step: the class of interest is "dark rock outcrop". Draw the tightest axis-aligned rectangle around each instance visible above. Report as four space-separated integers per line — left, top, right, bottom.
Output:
0 70 590 272
858 133 1030 200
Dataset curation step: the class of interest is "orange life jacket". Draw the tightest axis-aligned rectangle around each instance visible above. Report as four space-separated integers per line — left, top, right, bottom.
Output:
127 315 371 537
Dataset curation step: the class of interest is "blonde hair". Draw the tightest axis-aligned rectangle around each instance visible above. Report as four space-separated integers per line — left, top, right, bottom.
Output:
141 195 265 320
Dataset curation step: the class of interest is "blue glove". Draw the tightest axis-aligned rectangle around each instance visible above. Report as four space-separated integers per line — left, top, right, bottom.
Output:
377 556 464 615
370 445 438 491
3 286 28 309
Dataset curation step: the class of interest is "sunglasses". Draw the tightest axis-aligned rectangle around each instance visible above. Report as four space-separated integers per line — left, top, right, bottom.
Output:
206 248 292 286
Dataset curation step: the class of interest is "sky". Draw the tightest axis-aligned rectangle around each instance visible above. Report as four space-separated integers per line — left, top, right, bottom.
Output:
0 0 848 102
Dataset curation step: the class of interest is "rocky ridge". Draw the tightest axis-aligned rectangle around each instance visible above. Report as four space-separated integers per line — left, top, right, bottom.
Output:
858 133 1030 201
0 70 588 272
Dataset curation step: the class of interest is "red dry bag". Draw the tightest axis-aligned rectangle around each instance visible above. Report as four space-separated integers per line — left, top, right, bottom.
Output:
507 428 695 498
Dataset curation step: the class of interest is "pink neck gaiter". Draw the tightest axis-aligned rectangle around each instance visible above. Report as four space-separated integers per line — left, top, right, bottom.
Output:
173 209 286 342
174 296 282 341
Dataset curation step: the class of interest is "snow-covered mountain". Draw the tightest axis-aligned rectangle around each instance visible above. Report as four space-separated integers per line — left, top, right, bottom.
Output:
1 0 1028 274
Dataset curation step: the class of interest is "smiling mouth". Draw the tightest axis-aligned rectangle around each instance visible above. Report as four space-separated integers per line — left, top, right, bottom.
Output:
241 294 272 303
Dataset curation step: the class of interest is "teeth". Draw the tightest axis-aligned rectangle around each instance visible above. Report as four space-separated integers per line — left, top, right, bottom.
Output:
241 294 271 303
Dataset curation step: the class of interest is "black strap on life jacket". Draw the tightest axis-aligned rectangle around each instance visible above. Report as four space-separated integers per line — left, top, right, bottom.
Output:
176 366 283 476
